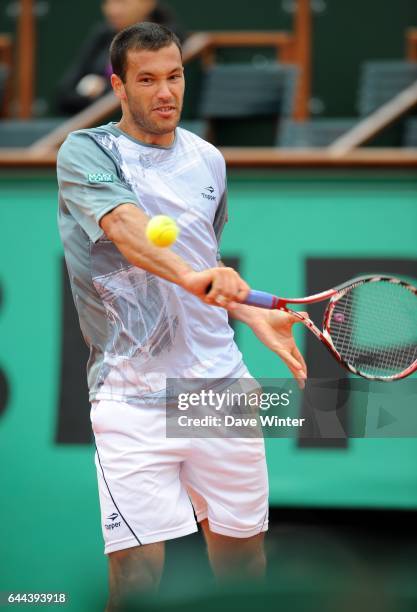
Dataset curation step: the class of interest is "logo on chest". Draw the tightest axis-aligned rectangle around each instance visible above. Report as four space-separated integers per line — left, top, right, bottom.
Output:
201 186 216 201
139 154 153 169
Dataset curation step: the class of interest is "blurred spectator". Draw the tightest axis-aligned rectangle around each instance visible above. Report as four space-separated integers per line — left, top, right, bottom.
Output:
56 0 185 115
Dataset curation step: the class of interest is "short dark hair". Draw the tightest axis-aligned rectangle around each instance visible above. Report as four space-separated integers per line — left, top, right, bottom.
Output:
110 22 182 82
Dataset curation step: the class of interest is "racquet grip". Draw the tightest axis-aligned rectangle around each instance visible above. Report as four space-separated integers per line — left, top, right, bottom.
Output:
244 290 277 309
205 283 277 309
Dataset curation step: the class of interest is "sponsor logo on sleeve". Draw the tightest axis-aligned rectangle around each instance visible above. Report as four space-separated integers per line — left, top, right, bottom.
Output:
87 172 115 184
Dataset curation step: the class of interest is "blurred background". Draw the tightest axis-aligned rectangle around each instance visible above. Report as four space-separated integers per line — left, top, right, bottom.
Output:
1 1 417 610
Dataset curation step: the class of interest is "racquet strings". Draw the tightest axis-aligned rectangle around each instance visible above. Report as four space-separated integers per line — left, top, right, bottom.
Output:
329 280 417 378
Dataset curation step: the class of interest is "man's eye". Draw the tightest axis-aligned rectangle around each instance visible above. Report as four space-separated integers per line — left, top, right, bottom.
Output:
170 75 181 80
140 78 152 84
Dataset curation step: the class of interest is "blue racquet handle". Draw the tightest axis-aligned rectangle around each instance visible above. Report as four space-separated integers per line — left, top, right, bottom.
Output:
244 290 277 309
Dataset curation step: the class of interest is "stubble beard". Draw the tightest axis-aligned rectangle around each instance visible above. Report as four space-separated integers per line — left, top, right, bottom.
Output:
128 99 182 136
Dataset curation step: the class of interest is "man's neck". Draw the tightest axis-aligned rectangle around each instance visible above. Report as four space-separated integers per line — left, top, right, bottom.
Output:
116 118 175 147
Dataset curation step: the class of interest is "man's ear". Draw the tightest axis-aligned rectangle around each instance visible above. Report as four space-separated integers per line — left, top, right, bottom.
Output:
111 74 127 101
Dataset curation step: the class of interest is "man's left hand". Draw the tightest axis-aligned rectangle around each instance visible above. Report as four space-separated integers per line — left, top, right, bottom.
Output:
232 307 307 388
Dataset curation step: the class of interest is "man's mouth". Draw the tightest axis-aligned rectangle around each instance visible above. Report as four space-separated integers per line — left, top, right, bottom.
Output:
154 106 176 117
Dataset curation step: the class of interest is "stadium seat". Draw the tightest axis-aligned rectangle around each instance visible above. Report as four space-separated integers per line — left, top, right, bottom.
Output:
277 61 417 148
199 63 298 119
0 118 63 147
198 63 299 145
0 64 8 111
403 117 417 147
277 118 357 148
358 61 417 116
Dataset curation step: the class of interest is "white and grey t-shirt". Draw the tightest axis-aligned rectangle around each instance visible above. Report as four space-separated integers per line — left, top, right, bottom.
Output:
57 123 244 404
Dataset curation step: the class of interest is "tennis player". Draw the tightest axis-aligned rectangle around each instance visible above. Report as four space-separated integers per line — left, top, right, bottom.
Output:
57 22 307 610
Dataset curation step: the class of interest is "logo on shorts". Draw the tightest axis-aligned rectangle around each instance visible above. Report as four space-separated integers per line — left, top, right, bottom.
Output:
201 186 216 201
105 513 121 530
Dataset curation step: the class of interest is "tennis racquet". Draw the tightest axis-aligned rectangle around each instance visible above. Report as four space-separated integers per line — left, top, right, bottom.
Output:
244 275 417 382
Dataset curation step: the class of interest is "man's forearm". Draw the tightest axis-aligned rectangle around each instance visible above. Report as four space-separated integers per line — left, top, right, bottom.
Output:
100 208 250 302
100 203 193 287
228 303 262 325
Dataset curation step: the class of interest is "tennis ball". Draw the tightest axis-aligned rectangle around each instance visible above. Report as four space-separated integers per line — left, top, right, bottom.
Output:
146 215 179 248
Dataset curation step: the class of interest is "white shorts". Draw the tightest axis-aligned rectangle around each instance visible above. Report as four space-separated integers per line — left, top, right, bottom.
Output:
90 399 269 555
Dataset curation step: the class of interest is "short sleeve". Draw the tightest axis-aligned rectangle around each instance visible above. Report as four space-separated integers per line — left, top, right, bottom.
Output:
213 183 228 261
57 131 140 242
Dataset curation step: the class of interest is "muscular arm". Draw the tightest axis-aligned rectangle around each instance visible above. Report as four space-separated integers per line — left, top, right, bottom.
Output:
231 302 307 387
217 261 307 386
100 203 192 285
101 210 306 384
100 203 249 303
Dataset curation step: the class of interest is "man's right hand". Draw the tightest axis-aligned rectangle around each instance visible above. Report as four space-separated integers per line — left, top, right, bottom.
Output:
181 268 250 309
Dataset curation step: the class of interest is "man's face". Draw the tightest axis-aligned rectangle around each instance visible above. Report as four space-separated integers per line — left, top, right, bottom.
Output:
102 0 156 31
118 43 185 139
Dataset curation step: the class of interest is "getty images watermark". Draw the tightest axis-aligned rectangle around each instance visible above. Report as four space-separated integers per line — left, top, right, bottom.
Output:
165 377 417 439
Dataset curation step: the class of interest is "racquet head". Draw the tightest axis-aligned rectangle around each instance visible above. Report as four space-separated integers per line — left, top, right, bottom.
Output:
324 276 417 381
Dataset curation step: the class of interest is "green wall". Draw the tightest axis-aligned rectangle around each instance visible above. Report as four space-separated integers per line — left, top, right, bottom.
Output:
1 169 417 608
221 171 417 507
3 1 417 116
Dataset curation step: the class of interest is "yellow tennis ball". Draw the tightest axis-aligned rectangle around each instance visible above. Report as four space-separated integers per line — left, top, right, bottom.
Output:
146 215 179 247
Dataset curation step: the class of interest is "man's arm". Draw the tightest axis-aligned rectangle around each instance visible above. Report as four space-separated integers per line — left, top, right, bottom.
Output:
216 260 307 387
57 133 247 304
229 301 307 388
100 203 250 305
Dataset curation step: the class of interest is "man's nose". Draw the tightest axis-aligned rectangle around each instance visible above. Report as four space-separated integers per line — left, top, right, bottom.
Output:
156 81 172 99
